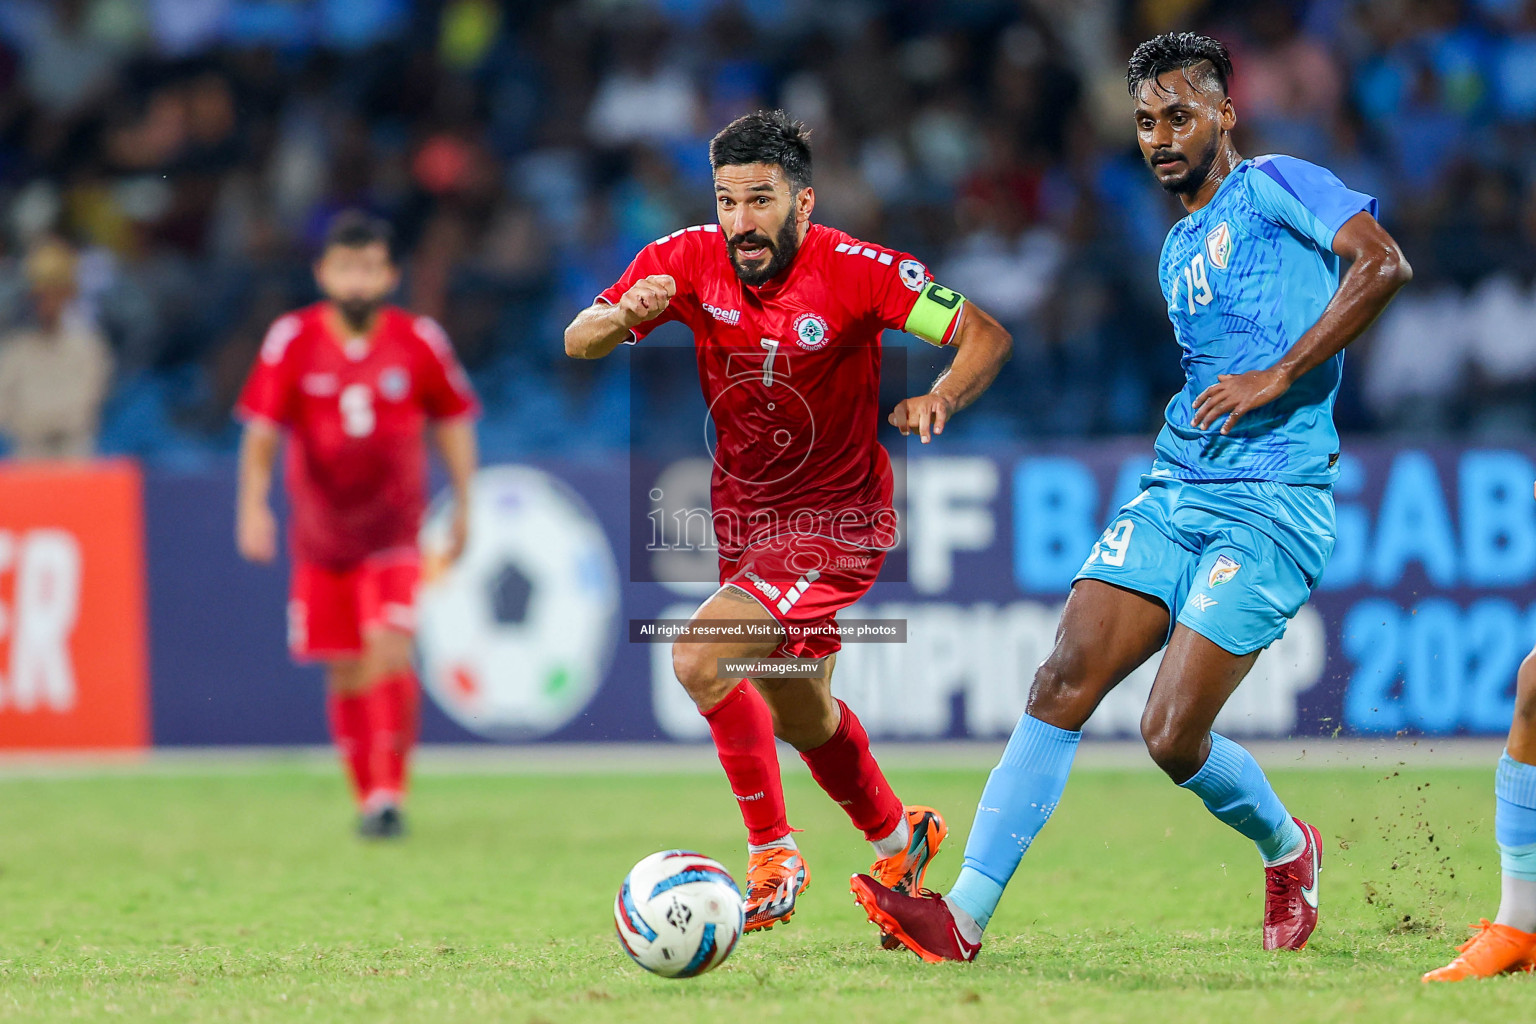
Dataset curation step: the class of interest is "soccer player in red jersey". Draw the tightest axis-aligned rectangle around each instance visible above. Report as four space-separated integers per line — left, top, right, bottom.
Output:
565 111 1013 934
234 211 479 839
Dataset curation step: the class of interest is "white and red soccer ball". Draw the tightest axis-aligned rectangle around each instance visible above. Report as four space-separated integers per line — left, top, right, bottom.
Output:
614 850 744 978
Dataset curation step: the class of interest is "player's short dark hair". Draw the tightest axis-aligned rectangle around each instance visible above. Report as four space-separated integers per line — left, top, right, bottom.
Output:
323 209 394 256
1126 32 1233 97
709 110 812 192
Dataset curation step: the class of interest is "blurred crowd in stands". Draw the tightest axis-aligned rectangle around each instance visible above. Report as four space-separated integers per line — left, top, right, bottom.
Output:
0 0 1534 463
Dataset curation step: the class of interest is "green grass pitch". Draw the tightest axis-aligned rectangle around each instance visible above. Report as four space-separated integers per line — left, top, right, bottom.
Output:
0 756 1531 1022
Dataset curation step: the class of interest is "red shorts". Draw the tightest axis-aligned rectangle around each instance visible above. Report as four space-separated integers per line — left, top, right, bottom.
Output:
288 548 420 661
719 534 885 660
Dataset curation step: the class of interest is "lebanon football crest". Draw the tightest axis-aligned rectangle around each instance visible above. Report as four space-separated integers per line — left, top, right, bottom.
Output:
793 312 831 351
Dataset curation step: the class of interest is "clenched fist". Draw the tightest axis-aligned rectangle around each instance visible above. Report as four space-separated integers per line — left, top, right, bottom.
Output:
617 275 676 329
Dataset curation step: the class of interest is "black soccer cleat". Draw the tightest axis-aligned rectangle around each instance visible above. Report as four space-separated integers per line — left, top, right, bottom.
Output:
357 805 407 840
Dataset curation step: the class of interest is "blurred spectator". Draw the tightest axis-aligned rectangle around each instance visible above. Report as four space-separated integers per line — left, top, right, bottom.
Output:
585 20 701 148
1229 5 1342 158
0 239 113 459
15 0 122 118
1360 282 1469 432
0 0 1525 461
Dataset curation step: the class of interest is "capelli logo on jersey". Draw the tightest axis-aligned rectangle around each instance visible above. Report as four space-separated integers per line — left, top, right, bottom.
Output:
744 571 782 601
1205 221 1234 270
703 302 741 325
793 312 831 351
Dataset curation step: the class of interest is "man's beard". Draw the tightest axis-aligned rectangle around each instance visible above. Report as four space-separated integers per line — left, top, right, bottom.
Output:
335 297 382 333
1152 143 1217 196
728 215 801 286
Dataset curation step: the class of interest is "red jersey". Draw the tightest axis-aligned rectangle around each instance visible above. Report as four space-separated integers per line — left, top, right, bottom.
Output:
235 303 478 567
600 223 960 558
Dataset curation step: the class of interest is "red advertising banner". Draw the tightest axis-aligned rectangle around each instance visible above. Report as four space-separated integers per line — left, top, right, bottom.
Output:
0 460 149 749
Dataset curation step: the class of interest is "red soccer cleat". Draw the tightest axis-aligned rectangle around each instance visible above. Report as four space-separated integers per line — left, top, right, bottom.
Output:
869 806 949 950
849 873 980 963
1263 817 1323 951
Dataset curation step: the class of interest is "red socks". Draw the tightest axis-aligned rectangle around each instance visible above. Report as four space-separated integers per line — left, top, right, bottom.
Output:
326 673 419 809
326 689 372 802
702 685 900 847
364 671 419 807
800 700 904 842
703 681 792 845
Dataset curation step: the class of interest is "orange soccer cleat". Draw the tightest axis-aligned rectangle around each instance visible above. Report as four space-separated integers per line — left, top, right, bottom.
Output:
869 806 949 949
743 846 811 933
1421 919 1536 982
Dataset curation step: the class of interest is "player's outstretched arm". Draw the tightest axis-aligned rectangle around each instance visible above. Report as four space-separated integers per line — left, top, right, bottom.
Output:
564 275 677 360
889 302 1013 443
1193 211 1412 434
431 416 478 564
235 421 280 564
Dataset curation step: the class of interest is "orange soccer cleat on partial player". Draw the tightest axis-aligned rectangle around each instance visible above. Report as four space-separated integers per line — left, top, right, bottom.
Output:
1422 920 1536 982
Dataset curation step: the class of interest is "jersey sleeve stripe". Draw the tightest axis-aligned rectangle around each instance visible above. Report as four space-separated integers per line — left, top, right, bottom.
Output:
1255 158 1302 202
834 240 899 264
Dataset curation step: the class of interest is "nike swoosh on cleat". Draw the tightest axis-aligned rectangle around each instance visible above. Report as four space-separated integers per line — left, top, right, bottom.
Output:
1300 847 1320 909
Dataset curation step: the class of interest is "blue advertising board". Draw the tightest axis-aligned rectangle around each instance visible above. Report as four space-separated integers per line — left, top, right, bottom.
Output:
144 441 1536 745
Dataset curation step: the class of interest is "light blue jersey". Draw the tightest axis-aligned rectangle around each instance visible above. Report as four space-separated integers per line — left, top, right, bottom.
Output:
1075 154 1377 654
1154 155 1377 485
946 153 1357 931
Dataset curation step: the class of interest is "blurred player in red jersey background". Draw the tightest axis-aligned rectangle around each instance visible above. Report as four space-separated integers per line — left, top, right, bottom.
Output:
234 211 479 839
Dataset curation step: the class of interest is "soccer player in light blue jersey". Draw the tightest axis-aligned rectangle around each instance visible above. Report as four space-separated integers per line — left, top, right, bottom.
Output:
852 32 1412 961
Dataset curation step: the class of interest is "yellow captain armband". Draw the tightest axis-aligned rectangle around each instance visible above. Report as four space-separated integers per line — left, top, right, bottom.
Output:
903 281 966 346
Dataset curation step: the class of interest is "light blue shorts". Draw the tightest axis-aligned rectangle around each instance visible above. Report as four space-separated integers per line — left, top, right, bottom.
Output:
1073 473 1336 655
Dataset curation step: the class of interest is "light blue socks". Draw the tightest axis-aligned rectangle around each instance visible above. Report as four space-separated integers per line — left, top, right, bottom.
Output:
1179 732 1303 864
1495 751 1536 932
947 714 1080 931
1496 752 1536 880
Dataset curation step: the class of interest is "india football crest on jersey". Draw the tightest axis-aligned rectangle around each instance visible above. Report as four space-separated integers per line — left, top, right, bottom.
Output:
1205 221 1233 270
793 312 831 351
1209 553 1241 587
